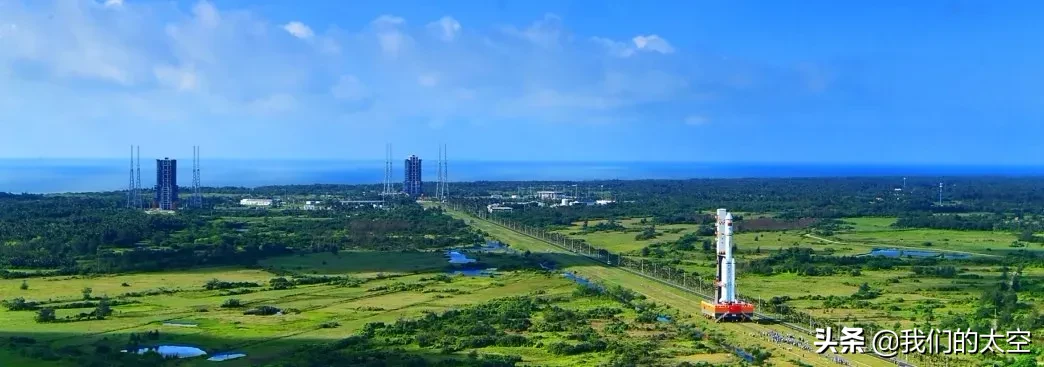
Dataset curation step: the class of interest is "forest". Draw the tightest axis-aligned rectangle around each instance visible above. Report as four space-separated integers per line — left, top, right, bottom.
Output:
451 177 1044 231
0 194 480 274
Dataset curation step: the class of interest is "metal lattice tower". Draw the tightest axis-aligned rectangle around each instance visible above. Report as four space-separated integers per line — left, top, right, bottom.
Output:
382 143 394 196
436 145 443 200
192 146 202 208
443 144 448 200
135 146 142 209
127 145 135 208
435 144 448 201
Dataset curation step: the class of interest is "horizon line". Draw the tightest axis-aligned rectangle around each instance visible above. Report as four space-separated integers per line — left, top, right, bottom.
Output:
0 157 1043 167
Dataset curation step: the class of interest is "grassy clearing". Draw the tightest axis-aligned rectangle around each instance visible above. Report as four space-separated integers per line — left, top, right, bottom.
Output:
260 251 448 276
551 220 700 254
834 228 1037 254
0 262 579 366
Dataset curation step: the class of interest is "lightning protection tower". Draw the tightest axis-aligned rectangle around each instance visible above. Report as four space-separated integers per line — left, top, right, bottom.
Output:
382 143 394 196
191 146 202 208
127 145 135 208
436 144 448 201
135 146 142 209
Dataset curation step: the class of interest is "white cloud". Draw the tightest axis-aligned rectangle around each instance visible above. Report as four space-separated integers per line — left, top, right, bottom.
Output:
505 13 565 48
153 64 199 91
104 0 123 8
632 35 674 54
192 1 220 29
247 93 296 115
282 21 314 40
594 35 675 57
372 15 405 27
685 115 709 126
591 37 635 58
0 2 767 158
418 73 439 87
428 16 461 42
331 75 369 101
371 15 409 56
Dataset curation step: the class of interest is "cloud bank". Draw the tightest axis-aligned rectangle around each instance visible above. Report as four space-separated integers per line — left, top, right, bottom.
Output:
0 0 832 159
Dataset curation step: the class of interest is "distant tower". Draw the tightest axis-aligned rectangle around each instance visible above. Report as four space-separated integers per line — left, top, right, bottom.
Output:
403 155 422 196
191 146 202 208
127 146 135 208
443 144 448 200
436 144 448 201
436 146 443 200
938 182 943 205
135 146 142 209
382 143 394 196
155 158 179 210
902 177 907 191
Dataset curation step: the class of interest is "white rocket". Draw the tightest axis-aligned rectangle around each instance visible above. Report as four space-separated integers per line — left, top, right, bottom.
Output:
716 208 737 303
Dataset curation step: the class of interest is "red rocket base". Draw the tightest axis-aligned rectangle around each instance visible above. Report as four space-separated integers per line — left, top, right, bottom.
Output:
701 301 755 322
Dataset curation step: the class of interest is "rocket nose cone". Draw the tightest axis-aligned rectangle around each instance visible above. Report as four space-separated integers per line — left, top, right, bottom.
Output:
725 213 733 220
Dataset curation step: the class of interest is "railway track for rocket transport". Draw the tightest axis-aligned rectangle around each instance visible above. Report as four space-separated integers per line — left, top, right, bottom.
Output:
440 205 913 367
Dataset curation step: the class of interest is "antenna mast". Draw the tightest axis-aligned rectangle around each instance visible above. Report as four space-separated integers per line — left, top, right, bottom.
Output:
127 145 135 208
443 144 448 201
135 146 142 209
192 146 202 208
383 143 393 195
436 144 448 201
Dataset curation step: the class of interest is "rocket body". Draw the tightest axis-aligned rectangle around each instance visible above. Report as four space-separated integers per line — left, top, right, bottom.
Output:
715 209 736 303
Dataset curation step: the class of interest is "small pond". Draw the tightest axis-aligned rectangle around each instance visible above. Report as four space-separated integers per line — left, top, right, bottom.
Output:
162 321 198 327
126 345 207 359
563 272 601 290
867 248 970 259
446 250 477 264
207 352 247 362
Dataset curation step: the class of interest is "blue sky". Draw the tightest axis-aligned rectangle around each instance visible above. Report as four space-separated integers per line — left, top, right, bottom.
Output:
0 0 1041 164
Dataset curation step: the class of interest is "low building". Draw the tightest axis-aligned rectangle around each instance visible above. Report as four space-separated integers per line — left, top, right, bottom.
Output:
536 191 562 200
595 199 616 205
487 204 513 213
240 198 274 207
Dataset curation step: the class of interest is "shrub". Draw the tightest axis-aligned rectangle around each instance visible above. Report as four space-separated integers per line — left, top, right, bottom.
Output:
243 305 282 316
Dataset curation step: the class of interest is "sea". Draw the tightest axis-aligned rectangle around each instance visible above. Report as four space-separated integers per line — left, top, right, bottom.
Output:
1 159 1043 194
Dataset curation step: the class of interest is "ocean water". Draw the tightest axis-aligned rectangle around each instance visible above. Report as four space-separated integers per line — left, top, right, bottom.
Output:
1 159 1043 193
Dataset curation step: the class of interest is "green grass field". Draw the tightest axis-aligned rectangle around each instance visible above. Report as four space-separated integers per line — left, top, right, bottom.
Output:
1 246 759 366
259 251 448 276
551 220 700 254
0 264 580 366
439 206 901 367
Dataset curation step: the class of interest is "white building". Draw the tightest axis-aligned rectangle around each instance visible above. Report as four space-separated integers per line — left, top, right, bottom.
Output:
487 204 513 213
240 198 274 207
536 191 562 200
595 199 616 205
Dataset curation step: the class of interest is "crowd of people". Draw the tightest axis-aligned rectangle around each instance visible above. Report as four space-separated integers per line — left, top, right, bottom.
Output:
755 330 853 366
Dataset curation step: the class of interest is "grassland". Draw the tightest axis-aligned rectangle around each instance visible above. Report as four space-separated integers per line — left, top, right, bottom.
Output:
0 252 561 366
440 206 900 367
551 219 701 254
1 247 755 366
544 215 1044 321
